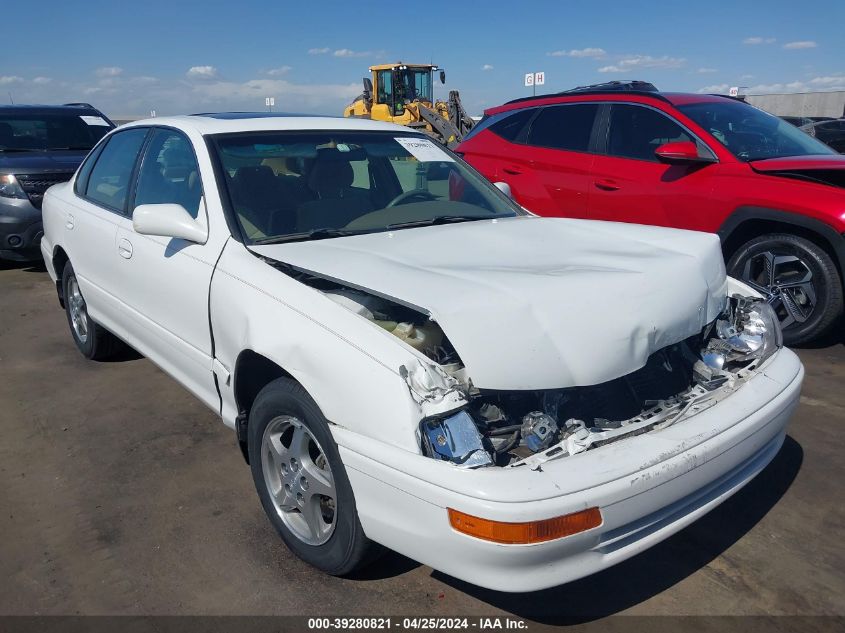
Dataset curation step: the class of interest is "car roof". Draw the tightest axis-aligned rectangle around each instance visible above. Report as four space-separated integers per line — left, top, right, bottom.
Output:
117 113 417 136
0 104 104 115
486 90 738 115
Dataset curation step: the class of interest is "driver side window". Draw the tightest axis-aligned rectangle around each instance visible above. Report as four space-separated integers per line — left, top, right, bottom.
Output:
134 129 203 218
607 104 693 162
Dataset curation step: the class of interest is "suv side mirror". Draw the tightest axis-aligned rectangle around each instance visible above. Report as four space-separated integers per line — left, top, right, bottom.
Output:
655 141 715 164
133 203 207 243
493 181 513 199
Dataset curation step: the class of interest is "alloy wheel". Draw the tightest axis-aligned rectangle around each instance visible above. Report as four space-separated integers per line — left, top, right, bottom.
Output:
739 250 817 329
261 415 337 546
67 276 89 343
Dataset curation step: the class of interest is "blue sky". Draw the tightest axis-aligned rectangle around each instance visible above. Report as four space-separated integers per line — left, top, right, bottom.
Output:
3 0 843 117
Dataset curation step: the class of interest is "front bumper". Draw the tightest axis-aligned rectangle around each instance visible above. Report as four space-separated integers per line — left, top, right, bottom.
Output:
0 197 43 261
334 348 803 592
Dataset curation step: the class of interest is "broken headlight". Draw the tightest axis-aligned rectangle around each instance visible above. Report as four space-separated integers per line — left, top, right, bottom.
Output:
702 296 783 371
421 410 494 468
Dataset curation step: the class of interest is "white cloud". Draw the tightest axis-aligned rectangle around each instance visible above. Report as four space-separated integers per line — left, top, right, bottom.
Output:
783 41 817 50
32 76 52 84
697 67 718 74
95 66 123 77
721 76 845 94
308 47 330 55
697 83 730 94
740 74 755 80
332 49 371 58
743 37 775 45
598 55 686 73
481 64 494 71
265 66 292 76
809 75 845 87
0 76 24 85
186 65 218 79
547 47 606 59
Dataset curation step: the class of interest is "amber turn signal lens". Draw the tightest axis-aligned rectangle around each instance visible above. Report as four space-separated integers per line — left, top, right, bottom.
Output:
447 507 602 544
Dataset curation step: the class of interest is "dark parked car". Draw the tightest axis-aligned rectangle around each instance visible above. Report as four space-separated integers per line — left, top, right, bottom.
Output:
457 82 845 345
800 119 845 153
0 104 114 261
781 115 815 127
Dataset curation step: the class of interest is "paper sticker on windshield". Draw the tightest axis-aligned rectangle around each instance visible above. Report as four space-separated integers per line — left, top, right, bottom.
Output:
79 115 110 126
394 137 454 162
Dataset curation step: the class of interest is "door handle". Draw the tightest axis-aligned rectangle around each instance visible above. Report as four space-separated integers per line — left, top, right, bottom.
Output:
65 214 74 230
118 238 133 259
502 167 522 175
594 179 621 191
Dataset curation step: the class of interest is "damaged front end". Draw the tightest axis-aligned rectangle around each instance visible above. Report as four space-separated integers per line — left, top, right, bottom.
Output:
419 294 783 469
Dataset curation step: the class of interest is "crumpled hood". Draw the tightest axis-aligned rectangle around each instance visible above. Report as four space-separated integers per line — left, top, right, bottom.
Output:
253 216 727 390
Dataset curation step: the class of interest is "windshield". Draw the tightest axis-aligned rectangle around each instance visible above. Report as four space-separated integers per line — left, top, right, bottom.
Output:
0 113 113 151
397 69 432 103
677 100 835 162
212 131 521 243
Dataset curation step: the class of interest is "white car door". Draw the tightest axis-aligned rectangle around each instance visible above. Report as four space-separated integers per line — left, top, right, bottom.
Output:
64 127 150 333
111 127 227 410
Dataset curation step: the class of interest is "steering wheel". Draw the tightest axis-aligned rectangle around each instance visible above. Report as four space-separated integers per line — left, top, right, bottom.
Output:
386 189 438 207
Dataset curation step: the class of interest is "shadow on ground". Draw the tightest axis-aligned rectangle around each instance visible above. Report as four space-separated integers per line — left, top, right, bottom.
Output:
431 435 803 624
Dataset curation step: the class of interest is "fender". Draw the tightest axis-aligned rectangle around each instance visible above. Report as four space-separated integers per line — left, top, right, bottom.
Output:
718 206 845 280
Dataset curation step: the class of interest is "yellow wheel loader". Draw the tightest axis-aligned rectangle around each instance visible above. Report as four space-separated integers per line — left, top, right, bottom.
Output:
343 63 475 148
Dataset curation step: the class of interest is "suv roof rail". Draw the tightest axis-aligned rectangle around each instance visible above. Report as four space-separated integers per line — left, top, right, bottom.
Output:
505 81 670 106
563 80 659 93
62 102 95 108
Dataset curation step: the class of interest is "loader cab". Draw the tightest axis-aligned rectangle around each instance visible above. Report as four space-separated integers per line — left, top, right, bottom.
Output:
372 64 444 118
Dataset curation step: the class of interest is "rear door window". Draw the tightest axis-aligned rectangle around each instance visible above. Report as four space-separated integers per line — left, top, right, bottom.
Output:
526 104 600 152
84 128 148 212
607 104 693 161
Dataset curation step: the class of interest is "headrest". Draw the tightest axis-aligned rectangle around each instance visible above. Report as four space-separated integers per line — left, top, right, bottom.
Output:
0 122 13 144
308 157 354 197
233 165 277 188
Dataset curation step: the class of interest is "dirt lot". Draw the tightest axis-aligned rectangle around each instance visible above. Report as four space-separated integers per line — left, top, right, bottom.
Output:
1 260 844 626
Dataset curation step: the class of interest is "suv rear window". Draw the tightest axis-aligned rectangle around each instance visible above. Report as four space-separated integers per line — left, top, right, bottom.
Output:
527 104 599 152
0 112 113 151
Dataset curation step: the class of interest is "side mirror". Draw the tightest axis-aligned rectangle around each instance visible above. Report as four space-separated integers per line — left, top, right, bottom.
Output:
439 70 446 84
493 181 513 199
654 141 715 164
133 203 207 243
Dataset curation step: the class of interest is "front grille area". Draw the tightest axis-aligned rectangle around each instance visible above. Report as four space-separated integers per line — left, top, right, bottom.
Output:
16 172 74 209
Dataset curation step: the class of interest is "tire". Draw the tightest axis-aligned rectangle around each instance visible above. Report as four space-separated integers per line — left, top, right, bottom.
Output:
247 378 378 575
61 262 124 360
727 233 843 345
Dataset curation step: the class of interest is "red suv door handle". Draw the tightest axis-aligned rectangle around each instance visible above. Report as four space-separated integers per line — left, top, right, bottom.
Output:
502 166 522 175
594 179 621 191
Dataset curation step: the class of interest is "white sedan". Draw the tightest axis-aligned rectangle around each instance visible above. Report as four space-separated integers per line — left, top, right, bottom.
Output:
40 114 803 592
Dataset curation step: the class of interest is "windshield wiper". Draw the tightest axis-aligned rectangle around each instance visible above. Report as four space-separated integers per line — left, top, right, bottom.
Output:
0 147 39 153
46 146 94 151
252 227 373 245
386 215 490 230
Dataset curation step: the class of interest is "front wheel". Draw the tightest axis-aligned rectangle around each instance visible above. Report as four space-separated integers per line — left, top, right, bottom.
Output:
727 233 843 345
247 378 378 575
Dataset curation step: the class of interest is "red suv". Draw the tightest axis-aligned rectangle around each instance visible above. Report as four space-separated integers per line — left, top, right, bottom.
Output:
457 82 845 344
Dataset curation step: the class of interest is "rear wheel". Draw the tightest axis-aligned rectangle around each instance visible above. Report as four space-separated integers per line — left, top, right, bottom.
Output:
248 378 378 575
62 262 124 360
727 233 843 345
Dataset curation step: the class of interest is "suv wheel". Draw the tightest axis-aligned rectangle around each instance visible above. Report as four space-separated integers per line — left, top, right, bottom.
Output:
727 233 843 345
